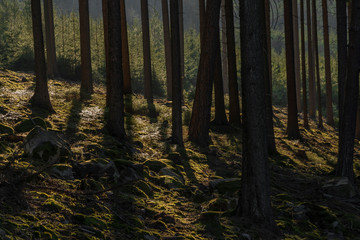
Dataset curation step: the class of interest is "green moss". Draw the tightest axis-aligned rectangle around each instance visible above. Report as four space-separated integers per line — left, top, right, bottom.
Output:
134 180 153 198
144 159 172 172
207 198 229 211
156 175 184 189
42 198 68 212
0 141 12 154
14 117 50 133
0 123 14 134
72 213 107 228
80 178 105 191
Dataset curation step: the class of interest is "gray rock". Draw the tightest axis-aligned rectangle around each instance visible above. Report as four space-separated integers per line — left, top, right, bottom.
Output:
49 164 74 180
159 167 184 184
322 177 357 198
73 158 120 181
24 126 71 162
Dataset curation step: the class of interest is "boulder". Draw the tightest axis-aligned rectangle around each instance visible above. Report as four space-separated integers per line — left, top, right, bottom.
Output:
144 159 172 172
159 167 184 184
49 164 74 180
0 123 14 134
322 177 358 198
24 126 71 162
73 158 120 181
209 178 241 194
14 117 51 133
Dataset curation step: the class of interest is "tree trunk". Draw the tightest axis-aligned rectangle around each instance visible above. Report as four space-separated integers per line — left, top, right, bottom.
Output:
102 0 111 107
213 28 228 125
170 0 183 145
237 0 277 231
43 0 58 77
120 0 132 94
337 0 360 184
337 0 347 130
189 0 221 146
221 0 229 94
225 0 241 126
322 0 334 126
199 0 206 44
79 0 93 100
30 0 54 112
285 0 301 139
300 0 309 128
179 0 184 101
162 0 172 100
356 97 360 140
141 0 153 103
293 0 302 112
312 0 323 128
264 0 277 155
307 0 316 119
106 0 126 139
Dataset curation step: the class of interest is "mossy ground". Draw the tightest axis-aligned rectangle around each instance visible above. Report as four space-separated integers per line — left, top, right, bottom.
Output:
0 69 360 239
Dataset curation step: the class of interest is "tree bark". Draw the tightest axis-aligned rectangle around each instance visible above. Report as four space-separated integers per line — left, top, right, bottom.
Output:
79 0 93 100
300 0 309 128
225 0 241 126
162 0 172 100
356 97 360 140
106 0 126 139
337 0 347 130
237 0 277 231
337 0 360 183
179 0 184 100
264 0 277 155
221 0 229 94
30 0 54 112
120 0 132 94
293 0 302 112
141 0 153 103
307 0 316 119
285 0 301 139
170 0 183 145
102 0 111 107
43 0 58 77
312 0 323 128
322 0 334 126
189 0 221 146
199 0 206 44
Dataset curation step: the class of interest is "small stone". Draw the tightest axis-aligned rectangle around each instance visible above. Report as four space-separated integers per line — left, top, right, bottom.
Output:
21 77 28 82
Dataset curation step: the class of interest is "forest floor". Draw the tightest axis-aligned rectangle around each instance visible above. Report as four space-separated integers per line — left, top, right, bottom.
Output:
1 69 360 240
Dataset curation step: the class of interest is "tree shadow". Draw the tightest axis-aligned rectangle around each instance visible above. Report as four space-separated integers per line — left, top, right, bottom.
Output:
65 98 83 137
147 101 157 123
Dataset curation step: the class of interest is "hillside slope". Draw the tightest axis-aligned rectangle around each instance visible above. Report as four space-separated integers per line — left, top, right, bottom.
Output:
0 69 360 239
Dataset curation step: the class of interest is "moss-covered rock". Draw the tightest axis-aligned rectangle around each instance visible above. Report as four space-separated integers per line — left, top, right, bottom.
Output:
159 167 184 184
0 123 14 134
80 178 105 191
209 178 241 195
135 180 153 198
157 175 184 189
144 159 173 172
14 117 51 133
49 163 74 180
207 198 229 211
72 214 107 228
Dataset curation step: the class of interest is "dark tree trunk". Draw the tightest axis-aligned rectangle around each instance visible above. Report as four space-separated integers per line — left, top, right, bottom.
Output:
264 0 277 155
285 0 301 139
102 0 111 107
179 0 185 100
337 0 347 130
170 0 183 145
237 0 277 231
106 0 126 139
225 0 241 126
300 0 309 128
337 1 360 183
162 0 172 100
120 0 132 94
322 0 334 126
312 0 323 128
199 0 206 44
293 0 302 112
213 28 228 125
188 0 221 146
307 0 316 119
30 0 54 112
141 0 153 103
356 97 360 140
79 0 93 100
43 0 58 77
221 0 229 94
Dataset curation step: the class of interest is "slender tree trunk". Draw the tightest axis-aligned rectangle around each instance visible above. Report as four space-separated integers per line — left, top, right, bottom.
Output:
337 0 347 130
293 0 302 112
79 0 93 99
189 0 221 146
300 0 309 128
141 0 153 103
179 0 184 100
162 0 172 100
312 0 323 128
43 0 58 77
307 0 316 119
322 0 334 126
356 97 360 140
106 0 126 139
285 0 301 139
170 0 183 145
337 0 360 184
199 0 206 44
213 29 228 125
221 0 229 94
102 0 111 107
120 0 132 94
264 0 277 155
225 0 241 126
238 0 277 231
30 0 54 112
